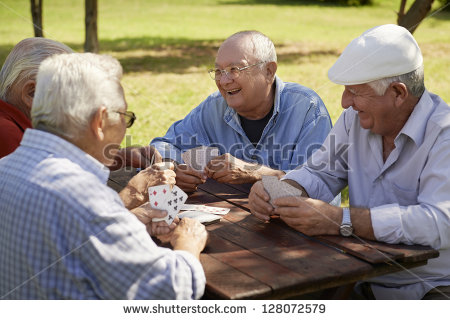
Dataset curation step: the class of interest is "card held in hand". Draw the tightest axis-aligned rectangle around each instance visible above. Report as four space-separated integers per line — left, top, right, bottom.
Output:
262 175 303 206
148 185 188 225
182 146 219 171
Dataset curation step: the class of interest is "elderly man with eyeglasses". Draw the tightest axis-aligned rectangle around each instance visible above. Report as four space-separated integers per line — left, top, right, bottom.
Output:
0 53 207 299
151 30 333 192
249 25 450 300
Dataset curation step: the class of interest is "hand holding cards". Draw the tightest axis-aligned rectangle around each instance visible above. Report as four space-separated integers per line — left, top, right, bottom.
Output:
148 185 188 225
262 175 303 206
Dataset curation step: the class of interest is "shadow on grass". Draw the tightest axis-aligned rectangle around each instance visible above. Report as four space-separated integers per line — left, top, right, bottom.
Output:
218 0 367 6
0 36 340 75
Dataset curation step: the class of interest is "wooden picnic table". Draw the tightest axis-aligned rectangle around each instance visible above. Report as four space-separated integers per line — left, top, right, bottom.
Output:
108 168 439 300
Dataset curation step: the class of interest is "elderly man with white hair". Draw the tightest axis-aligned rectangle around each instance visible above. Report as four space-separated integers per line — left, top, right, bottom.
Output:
0 53 207 299
0 37 73 158
151 30 333 192
249 24 450 299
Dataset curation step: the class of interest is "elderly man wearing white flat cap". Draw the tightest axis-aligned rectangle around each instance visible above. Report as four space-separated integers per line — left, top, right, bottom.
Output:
249 24 450 299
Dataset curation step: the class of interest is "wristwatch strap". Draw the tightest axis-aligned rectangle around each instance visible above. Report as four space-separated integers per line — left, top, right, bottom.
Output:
342 207 352 226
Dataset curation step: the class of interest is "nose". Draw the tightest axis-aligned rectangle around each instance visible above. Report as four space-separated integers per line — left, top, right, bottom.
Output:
341 90 353 110
218 71 233 86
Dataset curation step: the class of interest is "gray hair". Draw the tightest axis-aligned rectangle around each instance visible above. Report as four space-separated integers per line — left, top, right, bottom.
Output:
226 30 277 65
368 65 425 97
0 38 73 101
31 53 125 140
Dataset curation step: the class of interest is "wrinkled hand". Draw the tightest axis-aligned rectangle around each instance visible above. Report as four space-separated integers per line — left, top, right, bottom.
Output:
170 218 208 259
175 163 206 193
205 153 259 184
249 181 274 221
129 162 175 196
273 197 340 236
120 162 176 209
109 146 162 170
131 202 179 236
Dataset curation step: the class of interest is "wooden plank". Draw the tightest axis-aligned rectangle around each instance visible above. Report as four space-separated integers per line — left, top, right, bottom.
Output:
198 179 251 211
200 254 271 300
317 235 439 264
317 235 401 264
204 233 304 297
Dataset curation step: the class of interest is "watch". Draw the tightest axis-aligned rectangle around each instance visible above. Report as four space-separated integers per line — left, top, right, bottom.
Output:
339 207 353 237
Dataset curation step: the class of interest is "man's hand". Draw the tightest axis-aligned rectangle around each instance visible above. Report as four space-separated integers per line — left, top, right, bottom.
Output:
109 146 162 170
175 164 206 192
273 197 341 236
249 181 274 221
131 202 179 236
170 218 208 259
204 153 259 184
120 162 176 210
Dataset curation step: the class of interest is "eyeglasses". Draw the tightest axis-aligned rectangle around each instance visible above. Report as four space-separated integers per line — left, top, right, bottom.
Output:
116 111 136 128
208 61 265 81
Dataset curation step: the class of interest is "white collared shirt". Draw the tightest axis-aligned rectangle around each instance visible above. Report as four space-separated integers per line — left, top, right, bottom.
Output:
284 90 450 299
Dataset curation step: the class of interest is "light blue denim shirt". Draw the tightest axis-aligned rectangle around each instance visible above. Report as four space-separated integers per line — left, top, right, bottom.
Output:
151 76 332 172
284 90 450 299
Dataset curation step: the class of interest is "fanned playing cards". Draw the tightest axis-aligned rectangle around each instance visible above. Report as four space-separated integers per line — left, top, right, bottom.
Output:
148 185 188 225
182 146 220 171
262 175 303 206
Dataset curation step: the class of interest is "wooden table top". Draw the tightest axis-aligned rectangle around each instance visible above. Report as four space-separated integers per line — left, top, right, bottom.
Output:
108 169 439 300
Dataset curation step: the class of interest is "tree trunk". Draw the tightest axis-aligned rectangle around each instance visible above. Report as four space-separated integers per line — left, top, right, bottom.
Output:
397 0 435 34
84 0 99 53
30 0 44 37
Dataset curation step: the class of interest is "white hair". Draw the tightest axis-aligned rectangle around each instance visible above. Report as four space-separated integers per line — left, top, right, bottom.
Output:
226 30 277 65
31 53 125 140
368 65 425 97
0 37 73 101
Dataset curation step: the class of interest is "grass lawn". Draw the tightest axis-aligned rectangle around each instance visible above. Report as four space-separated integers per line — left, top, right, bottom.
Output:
1 0 449 203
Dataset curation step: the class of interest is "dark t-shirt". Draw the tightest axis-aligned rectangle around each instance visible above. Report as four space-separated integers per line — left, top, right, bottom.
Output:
239 106 274 146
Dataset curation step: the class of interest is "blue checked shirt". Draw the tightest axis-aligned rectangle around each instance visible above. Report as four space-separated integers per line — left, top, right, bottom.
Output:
151 76 332 171
0 129 205 299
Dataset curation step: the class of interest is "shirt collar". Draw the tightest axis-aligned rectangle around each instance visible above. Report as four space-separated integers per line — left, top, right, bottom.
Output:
20 128 110 183
0 98 32 131
397 90 433 147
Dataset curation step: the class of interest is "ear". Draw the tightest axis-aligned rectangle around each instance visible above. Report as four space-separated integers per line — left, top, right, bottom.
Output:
21 80 35 111
265 62 277 82
389 82 409 107
90 107 108 141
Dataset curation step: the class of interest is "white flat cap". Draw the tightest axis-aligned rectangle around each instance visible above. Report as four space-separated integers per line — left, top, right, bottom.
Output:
328 24 423 85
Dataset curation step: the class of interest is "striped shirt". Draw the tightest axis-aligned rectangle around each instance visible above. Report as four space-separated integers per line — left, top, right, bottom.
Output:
0 129 205 299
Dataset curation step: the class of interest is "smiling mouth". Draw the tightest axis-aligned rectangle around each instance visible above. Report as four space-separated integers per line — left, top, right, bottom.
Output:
227 88 241 95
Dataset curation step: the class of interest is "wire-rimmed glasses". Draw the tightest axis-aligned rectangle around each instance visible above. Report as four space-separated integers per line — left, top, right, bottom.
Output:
208 61 265 80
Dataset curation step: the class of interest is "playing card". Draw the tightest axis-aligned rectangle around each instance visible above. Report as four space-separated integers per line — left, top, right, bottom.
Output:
178 210 221 225
180 204 207 211
182 146 219 171
180 204 230 215
262 175 303 206
149 185 188 224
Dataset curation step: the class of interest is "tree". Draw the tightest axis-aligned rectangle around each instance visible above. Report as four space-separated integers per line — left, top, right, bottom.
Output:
84 0 99 53
30 0 44 37
397 0 435 33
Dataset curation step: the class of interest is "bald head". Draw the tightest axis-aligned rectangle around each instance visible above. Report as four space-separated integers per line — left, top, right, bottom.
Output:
219 31 277 64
